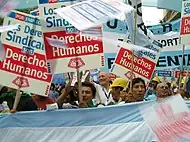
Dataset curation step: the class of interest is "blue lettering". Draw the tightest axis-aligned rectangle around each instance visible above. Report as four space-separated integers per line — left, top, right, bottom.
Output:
6 31 12 41
44 7 55 15
184 7 190 15
46 16 70 28
5 31 44 50
142 51 156 60
24 25 42 37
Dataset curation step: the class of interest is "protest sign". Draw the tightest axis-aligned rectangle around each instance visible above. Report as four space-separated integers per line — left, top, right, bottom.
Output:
0 11 52 96
111 43 161 81
140 95 190 141
156 70 173 82
174 70 190 78
154 32 190 70
55 0 134 31
52 73 64 85
180 0 190 45
39 0 104 73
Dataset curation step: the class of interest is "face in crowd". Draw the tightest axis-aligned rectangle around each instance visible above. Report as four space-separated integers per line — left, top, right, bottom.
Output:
111 87 123 102
152 81 158 89
156 82 170 99
98 72 110 87
80 82 96 104
132 78 146 101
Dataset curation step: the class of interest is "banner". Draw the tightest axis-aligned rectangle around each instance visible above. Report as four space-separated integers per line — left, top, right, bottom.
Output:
55 0 134 31
154 32 190 70
0 11 52 96
111 43 161 81
0 101 189 142
147 19 180 35
6 0 182 12
39 0 104 73
52 73 64 85
180 0 190 45
156 70 173 82
174 70 190 78
141 95 190 141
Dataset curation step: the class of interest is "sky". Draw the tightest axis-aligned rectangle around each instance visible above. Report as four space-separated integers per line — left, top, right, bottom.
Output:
142 6 164 26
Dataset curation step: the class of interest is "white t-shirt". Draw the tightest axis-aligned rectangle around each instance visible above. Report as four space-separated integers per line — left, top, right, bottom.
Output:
93 83 113 105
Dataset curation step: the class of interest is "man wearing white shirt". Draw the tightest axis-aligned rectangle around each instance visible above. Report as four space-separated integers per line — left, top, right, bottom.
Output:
93 72 113 106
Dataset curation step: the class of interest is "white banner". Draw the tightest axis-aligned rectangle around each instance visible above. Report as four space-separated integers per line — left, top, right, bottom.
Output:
0 11 52 96
39 0 104 73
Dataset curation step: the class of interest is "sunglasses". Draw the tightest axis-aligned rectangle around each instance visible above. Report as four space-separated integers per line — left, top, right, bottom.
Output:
160 86 169 90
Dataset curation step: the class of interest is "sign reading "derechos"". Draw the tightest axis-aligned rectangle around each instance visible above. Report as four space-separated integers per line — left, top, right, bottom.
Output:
39 0 104 73
0 11 52 96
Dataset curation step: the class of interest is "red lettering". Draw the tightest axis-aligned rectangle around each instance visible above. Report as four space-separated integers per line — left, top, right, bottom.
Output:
48 0 58 3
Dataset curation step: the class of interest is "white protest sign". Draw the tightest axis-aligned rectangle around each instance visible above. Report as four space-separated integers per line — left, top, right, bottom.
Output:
180 0 190 45
54 0 134 31
153 32 180 49
0 11 52 96
153 32 190 70
39 0 104 73
140 95 190 142
111 42 161 81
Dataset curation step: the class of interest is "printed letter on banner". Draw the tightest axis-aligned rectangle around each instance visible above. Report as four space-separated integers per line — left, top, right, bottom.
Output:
38 0 104 73
111 43 161 82
180 0 190 45
0 11 52 96
140 95 190 142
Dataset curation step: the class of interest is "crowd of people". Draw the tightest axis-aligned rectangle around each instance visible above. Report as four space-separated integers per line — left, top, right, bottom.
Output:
0 72 190 112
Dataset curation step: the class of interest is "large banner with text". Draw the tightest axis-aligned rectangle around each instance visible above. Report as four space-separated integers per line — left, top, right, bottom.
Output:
0 11 52 96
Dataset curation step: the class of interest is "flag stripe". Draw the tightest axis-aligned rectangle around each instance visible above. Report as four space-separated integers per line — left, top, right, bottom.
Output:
0 101 189 128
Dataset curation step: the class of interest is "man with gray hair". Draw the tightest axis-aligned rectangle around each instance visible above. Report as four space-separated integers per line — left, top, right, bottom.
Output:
156 82 171 100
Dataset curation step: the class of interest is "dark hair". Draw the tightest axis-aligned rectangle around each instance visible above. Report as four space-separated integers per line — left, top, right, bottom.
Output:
132 78 146 88
68 87 78 102
166 82 171 89
0 86 8 95
51 83 55 90
82 82 96 97
58 84 66 95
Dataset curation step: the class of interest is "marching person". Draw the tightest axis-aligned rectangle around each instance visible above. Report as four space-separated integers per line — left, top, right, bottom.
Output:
156 82 172 101
109 78 127 105
93 72 114 106
125 78 146 103
144 76 161 101
78 81 97 108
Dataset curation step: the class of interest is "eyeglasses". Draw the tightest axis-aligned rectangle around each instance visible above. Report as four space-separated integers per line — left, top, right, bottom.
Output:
160 86 169 90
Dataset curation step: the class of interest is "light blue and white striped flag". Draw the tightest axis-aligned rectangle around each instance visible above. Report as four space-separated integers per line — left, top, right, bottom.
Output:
0 101 189 142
